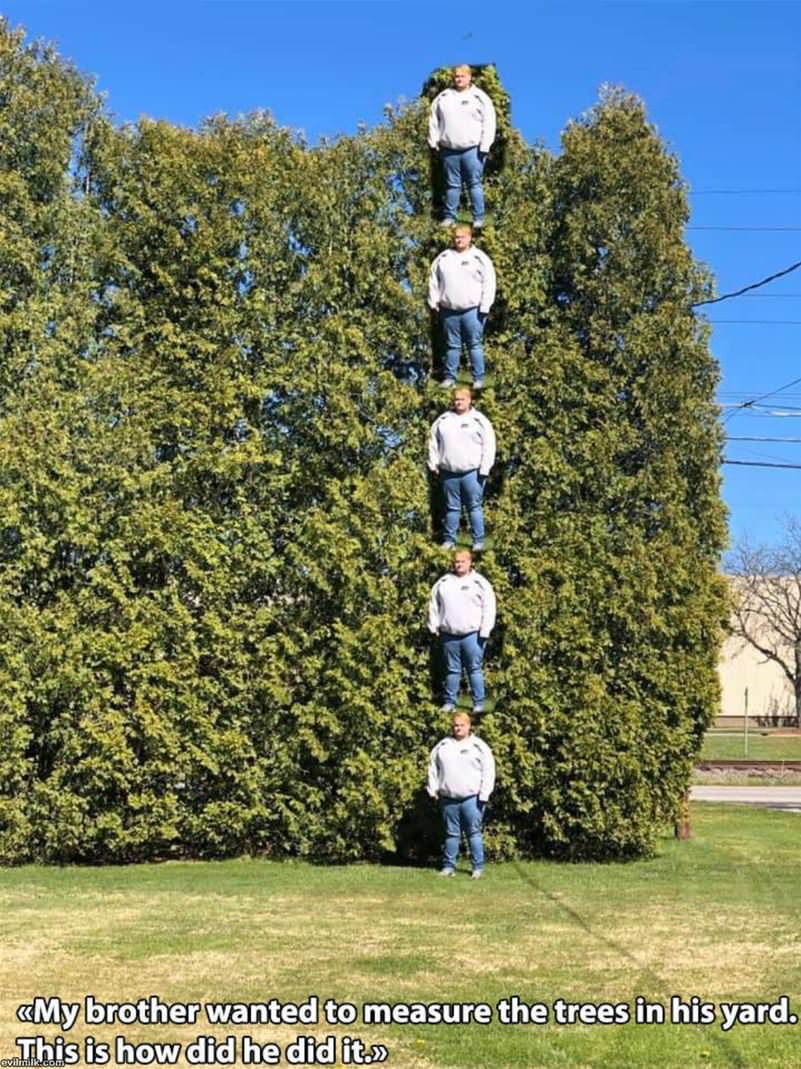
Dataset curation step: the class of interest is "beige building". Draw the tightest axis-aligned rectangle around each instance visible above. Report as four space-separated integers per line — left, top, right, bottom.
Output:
719 577 798 725
719 634 796 723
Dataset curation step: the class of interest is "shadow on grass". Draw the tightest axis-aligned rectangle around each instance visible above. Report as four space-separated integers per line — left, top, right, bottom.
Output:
510 859 749 1069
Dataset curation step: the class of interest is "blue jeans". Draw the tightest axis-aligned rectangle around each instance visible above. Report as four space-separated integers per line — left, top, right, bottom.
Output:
440 307 485 380
441 146 485 221
440 794 485 871
441 468 485 543
441 631 485 705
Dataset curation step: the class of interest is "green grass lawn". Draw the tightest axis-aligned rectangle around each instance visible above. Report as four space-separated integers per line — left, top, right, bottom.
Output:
700 732 801 762
1 806 799 1068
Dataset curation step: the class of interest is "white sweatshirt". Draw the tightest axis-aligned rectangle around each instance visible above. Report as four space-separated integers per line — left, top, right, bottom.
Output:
428 407 497 476
427 734 496 801
428 87 497 154
428 246 496 314
428 570 497 638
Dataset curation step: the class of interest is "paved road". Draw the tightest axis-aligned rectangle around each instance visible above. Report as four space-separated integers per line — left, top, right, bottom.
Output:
691 786 801 809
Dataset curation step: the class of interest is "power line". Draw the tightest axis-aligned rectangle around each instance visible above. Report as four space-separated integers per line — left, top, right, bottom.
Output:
723 374 801 425
727 436 801 443
723 459 801 470
689 190 801 195
750 404 801 413
687 226 801 231
741 376 801 406
692 259 801 307
719 394 801 401
720 402 801 412
735 443 801 465
745 411 801 418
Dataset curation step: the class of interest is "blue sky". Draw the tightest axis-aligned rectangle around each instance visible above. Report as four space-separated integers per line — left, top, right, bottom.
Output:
5 0 800 550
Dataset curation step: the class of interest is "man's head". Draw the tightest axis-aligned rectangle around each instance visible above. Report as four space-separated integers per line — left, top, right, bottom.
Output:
452 64 473 91
452 224 472 252
452 548 473 576
451 712 472 739
452 386 472 415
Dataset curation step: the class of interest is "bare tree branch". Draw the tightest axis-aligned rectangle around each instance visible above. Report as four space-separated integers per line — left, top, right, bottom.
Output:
727 518 801 725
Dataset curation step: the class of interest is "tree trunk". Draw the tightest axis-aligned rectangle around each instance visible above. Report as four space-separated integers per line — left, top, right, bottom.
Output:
674 793 691 840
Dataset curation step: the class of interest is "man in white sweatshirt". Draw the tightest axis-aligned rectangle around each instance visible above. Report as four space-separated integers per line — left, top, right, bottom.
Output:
428 225 496 388
427 711 496 878
428 386 496 551
428 64 497 227
428 549 497 714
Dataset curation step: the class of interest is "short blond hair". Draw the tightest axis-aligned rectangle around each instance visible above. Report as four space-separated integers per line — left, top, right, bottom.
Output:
452 711 472 725
452 64 472 75
453 223 472 237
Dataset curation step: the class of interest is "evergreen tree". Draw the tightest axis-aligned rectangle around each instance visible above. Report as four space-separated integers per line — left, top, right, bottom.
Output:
485 88 727 858
0 20 105 858
0 25 727 863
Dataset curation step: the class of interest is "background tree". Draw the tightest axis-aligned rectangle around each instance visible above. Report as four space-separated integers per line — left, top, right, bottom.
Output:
729 517 801 727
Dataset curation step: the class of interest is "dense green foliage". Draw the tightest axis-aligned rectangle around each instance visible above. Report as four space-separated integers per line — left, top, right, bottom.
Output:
0 27 727 863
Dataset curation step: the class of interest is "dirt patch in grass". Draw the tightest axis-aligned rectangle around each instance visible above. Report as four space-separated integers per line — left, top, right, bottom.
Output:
693 768 801 786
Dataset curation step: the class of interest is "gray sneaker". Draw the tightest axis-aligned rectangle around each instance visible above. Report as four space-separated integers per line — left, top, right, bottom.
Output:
440 702 455 713
472 541 485 552
470 869 483 880
437 868 455 877
472 379 485 390
440 377 456 389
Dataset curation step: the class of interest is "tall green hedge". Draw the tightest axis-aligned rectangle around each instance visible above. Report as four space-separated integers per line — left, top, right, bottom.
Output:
0 25 727 863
